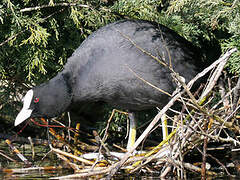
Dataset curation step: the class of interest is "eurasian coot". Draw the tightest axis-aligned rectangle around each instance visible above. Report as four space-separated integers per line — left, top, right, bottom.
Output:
15 19 203 149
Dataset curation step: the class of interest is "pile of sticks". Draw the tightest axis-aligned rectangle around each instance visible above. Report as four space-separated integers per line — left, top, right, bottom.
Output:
2 48 240 179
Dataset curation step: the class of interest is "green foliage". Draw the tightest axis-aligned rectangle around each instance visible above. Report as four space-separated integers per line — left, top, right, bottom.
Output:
0 0 239 124
165 0 240 72
112 0 162 20
0 0 117 120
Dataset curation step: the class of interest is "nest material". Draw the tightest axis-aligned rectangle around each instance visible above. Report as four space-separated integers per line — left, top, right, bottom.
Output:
3 48 239 179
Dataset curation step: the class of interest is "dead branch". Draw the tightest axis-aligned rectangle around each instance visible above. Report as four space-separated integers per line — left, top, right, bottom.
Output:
167 158 217 176
1 166 63 174
20 3 89 12
233 76 240 109
107 46 237 178
51 147 94 165
5 139 32 166
0 150 19 163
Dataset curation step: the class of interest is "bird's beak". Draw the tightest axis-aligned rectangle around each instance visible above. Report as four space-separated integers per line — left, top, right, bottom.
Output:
15 108 33 126
15 89 33 126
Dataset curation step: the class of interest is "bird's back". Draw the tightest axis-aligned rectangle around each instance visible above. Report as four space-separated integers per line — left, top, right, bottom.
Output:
65 19 203 110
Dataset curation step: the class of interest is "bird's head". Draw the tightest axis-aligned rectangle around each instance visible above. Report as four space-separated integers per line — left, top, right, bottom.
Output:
15 76 72 126
15 87 60 126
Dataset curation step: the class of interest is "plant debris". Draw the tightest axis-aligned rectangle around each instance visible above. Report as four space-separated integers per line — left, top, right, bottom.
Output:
1 48 239 179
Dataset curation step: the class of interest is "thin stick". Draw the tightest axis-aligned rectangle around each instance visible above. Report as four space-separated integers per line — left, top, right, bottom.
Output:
2 166 63 174
5 139 32 166
233 76 240 110
107 90 183 178
108 48 237 178
102 109 116 143
56 153 79 170
28 136 35 161
51 147 94 165
200 48 237 100
167 159 217 176
50 167 110 179
0 150 19 163
20 3 89 12
67 112 71 142
201 122 208 179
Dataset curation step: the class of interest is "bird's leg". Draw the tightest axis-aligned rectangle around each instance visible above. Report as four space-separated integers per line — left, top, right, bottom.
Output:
157 107 169 141
126 112 137 151
161 113 168 141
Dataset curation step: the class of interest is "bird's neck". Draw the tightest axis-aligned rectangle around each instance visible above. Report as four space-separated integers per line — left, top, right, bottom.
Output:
48 71 73 112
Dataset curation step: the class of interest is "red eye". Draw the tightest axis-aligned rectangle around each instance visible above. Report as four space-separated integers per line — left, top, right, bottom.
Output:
34 97 39 103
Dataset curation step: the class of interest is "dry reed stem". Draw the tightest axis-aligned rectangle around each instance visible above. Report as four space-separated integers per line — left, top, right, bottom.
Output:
107 48 237 178
51 147 94 165
48 48 238 179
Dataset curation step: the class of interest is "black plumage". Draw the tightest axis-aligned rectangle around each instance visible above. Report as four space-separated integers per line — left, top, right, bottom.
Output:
15 19 203 126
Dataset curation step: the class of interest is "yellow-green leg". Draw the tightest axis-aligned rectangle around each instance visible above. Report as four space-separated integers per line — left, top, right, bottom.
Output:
127 112 137 151
161 113 168 141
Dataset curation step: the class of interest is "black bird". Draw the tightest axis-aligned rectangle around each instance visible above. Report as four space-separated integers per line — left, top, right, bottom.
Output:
15 20 203 147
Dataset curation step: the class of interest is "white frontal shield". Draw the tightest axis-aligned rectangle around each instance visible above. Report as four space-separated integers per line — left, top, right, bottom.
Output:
15 90 33 126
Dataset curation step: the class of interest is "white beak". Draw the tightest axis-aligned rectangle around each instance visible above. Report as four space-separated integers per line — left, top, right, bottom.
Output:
15 89 33 126
15 109 33 126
